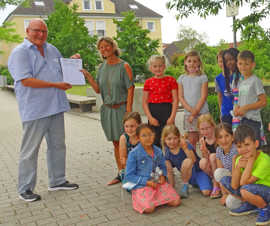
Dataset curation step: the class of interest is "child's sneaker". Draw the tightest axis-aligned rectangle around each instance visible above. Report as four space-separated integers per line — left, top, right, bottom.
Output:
229 202 257 216
179 184 189 198
256 205 270 225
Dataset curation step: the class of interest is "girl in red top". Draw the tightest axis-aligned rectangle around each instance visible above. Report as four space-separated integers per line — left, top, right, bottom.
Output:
143 55 178 147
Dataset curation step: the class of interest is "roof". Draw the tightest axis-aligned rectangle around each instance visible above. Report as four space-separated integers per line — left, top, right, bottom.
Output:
7 0 162 19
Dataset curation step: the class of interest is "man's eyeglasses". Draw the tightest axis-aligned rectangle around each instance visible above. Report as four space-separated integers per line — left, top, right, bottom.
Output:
29 28 48 34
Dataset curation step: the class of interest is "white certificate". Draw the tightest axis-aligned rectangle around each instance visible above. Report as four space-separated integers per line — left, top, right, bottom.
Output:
60 58 86 85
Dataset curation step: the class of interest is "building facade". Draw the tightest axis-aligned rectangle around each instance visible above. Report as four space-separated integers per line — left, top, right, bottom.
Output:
0 0 162 65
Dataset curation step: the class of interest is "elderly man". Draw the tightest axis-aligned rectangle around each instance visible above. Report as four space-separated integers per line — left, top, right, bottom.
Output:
8 19 79 202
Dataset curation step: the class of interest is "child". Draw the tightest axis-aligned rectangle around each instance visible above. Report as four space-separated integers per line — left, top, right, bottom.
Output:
178 50 209 149
143 55 178 147
222 48 242 131
213 123 238 206
197 114 220 199
220 124 270 225
161 124 212 198
124 124 181 214
215 50 234 124
233 50 267 146
119 112 141 176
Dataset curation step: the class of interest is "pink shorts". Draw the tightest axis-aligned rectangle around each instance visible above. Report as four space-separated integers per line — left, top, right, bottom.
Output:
132 182 180 214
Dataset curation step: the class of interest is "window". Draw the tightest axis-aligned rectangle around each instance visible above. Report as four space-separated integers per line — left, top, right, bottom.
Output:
34 1 45 6
85 21 95 36
129 4 138 10
147 22 155 32
83 0 91 10
24 19 30 32
95 0 103 10
96 21 105 37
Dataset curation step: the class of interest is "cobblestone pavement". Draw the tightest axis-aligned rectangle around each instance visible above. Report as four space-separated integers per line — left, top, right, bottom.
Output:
0 89 257 226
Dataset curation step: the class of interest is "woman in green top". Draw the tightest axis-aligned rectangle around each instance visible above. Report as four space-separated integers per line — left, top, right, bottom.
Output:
81 37 134 185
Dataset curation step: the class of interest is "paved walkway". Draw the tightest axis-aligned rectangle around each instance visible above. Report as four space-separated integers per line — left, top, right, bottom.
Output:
0 89 257 226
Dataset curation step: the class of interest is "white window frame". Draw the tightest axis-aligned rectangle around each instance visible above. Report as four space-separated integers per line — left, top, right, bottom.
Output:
24 19 31 32
85 21 95 36
147 21 155 32
96 21 106 37
95 0 103 10
83 0 91 10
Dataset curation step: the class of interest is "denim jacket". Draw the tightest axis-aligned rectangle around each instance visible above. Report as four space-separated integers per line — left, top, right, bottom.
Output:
124 143 167 190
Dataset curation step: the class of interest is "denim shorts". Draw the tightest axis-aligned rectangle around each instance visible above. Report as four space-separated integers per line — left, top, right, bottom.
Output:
220 176 241 197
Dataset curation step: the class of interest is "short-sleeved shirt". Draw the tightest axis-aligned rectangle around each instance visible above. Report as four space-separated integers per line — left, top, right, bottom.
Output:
235 151 270 187
215 73 234 117
238 75 265 122
124 133 139 155
143 76 178 103
8 39 70 122
216 144 238 172
165 143 201 171
177 74 209 115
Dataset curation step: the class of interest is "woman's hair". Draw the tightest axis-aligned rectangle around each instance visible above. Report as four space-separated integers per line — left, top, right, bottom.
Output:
161 124 181 152
147 55 166 67
222 48 241 92
197 113 216 130
215 122 233 139
123 112 142 125
97 37 120 59
136 123 155 137
184 50 203 75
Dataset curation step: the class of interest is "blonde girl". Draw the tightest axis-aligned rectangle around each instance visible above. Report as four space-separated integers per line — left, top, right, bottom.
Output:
119 112 142 170
161 124 212 198
213 123 238 206
178 50 209 149
143 55 178 147
197 114 220 199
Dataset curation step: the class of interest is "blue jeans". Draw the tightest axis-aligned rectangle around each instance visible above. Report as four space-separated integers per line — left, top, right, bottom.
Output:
18 113 66 194
221 176 270 203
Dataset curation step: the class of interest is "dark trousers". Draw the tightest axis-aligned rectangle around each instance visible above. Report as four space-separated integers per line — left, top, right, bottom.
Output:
149 103 172 147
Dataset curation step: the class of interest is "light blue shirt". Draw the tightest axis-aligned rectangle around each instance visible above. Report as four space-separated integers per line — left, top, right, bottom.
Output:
8 39 70 122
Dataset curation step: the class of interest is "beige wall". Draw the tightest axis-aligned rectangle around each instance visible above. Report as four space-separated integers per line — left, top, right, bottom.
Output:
71 0 115 14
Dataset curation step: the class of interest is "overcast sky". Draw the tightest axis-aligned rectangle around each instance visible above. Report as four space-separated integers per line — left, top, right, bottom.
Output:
1 1 269 46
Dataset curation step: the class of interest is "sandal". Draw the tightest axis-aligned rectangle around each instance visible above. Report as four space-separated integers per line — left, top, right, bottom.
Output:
210 187 222 199
107 174 121 186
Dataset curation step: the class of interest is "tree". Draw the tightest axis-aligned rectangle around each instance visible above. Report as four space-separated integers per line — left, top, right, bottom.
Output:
166 0 270 33
0 22 22 54
46 0 99 74
0 0 30 8
113 11 160 78
176 26 207 52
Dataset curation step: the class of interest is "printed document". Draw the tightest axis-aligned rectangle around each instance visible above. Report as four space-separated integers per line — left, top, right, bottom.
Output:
60 58 86 85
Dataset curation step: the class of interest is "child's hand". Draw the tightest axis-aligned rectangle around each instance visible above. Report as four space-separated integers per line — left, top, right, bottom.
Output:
166 117 175 125
199 137 209 158
159 176 166 185
237 156 248 169
188 115 194 123
268 122 270 132
147 180 157 189
235 106 246 117
149 117 159 126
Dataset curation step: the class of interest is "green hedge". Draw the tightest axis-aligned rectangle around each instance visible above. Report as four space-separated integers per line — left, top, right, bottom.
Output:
208 95 270 144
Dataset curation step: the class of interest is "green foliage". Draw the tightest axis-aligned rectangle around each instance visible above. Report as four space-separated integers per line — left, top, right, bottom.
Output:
0 66 13 85
207 95 220 123
238 40 270 80
165 65 183 80
166 0 270 33
46 0 100 74
0 22 22 54
261 100 270 144
113 11 160 78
